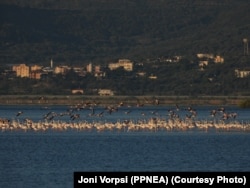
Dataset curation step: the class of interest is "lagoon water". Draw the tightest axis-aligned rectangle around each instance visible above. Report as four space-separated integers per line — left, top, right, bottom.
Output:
0 105 250 188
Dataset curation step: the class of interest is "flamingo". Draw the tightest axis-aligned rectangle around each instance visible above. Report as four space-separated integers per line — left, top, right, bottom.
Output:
16 111 23 117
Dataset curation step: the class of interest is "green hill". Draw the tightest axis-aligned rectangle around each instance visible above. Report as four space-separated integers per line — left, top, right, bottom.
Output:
0 0 249 64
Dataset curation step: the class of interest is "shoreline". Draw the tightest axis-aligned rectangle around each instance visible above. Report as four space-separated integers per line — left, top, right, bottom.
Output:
0 95 249 106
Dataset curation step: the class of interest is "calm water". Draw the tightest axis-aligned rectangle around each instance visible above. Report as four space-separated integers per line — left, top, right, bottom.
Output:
1 105 250 188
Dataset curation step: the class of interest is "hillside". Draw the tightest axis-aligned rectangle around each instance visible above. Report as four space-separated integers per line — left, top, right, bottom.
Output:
0 0 250 64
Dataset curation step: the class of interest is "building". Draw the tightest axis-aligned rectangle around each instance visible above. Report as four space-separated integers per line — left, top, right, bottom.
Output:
214 55 224 63
199 61 209 69
30 65 43 79
94 65 101 73
137 72 146 77
148 74 157 79
30 65 42 71
86 63 92 73
30 71 42 79
108 63 120 70
235 69 250 78
98 89 114 96
54 66 70 74
197 53 214 59
72 89 84 94
73 67 84 74
12 64 30 78
108 59 133 71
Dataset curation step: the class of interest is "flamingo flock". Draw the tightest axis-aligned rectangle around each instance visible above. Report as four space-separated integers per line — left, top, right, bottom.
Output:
0 98 250 133
0 117 249 133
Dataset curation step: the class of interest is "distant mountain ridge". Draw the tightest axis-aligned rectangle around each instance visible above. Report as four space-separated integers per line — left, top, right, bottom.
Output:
0 0 244 10
0 0 249 64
